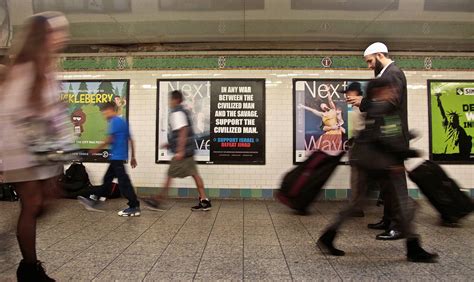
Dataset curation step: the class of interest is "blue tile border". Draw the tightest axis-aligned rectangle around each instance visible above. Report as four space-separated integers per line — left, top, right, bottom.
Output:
136 187 474 200
177 188 188 197
262 189 274 199
219 189 231 198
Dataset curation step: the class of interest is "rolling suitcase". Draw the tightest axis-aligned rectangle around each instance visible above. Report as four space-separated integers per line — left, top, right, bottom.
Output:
408 160 473 223
277 150 344 213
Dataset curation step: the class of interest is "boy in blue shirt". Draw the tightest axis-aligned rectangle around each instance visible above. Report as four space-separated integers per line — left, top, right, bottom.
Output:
78 102 140 216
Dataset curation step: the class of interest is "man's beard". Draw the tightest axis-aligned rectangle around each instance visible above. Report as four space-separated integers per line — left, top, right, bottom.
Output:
374 58 384 76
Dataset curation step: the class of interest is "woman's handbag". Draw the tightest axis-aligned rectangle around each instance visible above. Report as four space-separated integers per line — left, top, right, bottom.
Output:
18 102 78 164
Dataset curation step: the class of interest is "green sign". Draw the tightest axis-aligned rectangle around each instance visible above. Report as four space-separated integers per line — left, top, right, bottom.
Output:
60 80 129 162
429 80 473 164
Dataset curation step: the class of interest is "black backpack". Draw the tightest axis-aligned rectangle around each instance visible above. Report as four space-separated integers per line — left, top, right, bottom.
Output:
60 162 93 198
65 162 90 183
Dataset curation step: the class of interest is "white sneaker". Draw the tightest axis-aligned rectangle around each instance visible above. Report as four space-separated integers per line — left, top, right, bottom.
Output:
117 207 141 217
77 196 104 212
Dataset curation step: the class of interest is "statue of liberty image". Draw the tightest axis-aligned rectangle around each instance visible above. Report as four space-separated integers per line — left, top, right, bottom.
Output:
435 93 472 160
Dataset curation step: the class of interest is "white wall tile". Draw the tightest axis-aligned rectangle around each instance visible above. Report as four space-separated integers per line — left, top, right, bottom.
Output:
59 69 474 190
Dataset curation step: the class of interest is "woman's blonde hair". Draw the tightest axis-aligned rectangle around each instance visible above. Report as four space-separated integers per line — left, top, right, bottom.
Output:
1 12 69 109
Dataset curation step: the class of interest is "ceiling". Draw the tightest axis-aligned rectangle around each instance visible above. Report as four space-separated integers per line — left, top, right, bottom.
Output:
4 0 474 52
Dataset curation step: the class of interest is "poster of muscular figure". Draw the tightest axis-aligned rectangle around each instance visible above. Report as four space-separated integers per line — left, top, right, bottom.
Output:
429 80 474 164
60 80 129 162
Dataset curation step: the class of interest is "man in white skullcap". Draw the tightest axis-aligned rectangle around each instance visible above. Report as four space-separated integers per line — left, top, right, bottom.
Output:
363 42 391 77
349 42 410 240
317 43 439 263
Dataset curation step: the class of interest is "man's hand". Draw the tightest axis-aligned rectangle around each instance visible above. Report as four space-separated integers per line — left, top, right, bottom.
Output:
173 152 184 161
347 96 363 107
131 157 137 168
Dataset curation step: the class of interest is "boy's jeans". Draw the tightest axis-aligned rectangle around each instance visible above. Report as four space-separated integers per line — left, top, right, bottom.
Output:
94 160 140 208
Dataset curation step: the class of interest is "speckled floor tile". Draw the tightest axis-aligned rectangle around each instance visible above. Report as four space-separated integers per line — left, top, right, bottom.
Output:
0 199 472 281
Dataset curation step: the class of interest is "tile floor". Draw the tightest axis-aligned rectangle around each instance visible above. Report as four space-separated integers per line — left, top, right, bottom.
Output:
0 198 472 281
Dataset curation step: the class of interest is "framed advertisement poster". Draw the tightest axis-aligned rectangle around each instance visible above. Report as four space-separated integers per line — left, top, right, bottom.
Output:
156 79 265 165
293 78 369 163
60 80 129 162
428 80 473 164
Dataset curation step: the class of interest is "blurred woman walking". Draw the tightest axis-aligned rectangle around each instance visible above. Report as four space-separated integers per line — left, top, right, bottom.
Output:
0 12 70 281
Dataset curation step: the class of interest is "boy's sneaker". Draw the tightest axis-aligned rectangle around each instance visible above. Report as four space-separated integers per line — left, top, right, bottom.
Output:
118 207 141 217
191 199 212 211
142 198 166 211
77 196 104 212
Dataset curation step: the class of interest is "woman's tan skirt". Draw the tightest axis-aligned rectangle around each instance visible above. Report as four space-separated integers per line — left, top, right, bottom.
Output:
2 164 62 183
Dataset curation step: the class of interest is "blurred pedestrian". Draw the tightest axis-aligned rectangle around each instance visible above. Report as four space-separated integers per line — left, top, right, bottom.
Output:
142 90 212 211
318 77 438 263
341 82 366 217
0 12 70 281
77 102 140 216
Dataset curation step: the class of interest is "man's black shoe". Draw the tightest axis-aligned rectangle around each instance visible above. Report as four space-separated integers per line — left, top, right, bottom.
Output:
376 229 404 240
407 238 438 263
317 229 345 256
367 219 389 230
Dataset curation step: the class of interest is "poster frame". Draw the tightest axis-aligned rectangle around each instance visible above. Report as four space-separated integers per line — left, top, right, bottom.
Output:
427 79 474 165
292 78 371 165
155 78 266 165
60 79 130 163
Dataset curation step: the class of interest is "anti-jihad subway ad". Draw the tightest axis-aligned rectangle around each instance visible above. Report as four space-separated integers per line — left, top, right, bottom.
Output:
60 80 129 162
156 79 265 164
429 80 473 164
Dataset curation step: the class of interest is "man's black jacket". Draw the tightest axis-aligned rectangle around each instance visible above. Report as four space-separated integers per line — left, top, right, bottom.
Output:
359 63 409 150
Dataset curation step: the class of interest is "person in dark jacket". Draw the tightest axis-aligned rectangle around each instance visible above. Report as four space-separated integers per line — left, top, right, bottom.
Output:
340 82 366 217
317 77 438 263
347 42 410 240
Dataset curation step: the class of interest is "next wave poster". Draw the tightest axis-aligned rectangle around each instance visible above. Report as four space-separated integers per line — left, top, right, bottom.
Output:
293 79 369 163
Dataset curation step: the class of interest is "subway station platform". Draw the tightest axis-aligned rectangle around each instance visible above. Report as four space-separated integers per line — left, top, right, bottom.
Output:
0 199 472 281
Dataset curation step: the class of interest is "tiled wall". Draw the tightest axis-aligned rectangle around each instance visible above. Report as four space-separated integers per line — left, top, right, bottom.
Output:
58 65 474 199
